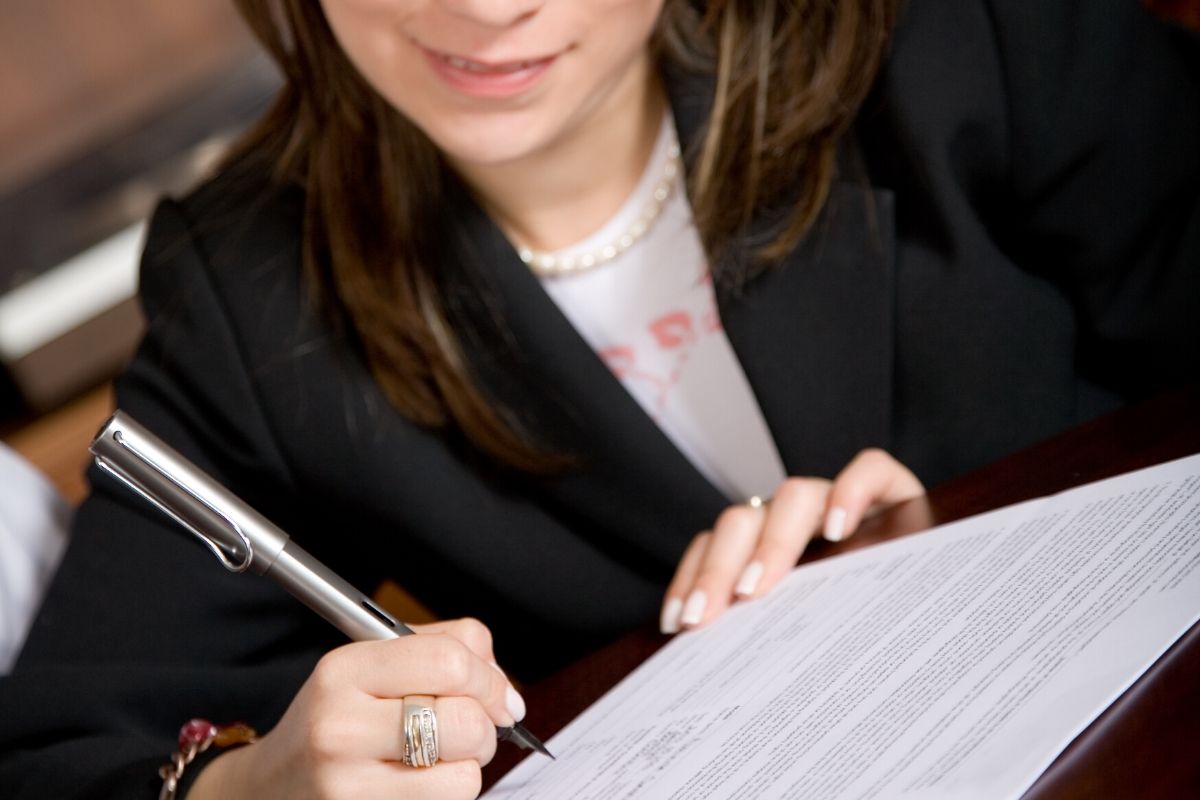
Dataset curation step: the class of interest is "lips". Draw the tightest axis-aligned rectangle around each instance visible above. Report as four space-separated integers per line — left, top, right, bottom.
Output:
421 45 559 98
437 53 553 74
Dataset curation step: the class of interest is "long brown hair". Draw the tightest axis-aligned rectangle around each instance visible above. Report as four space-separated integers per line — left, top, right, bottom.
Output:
229 0 898 471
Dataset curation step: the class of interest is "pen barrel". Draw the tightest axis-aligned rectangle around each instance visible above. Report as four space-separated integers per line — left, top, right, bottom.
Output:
268 541 409 641
90 411 289 574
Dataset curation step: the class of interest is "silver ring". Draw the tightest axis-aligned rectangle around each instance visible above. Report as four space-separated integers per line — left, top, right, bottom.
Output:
402 695 439 768
747 495 771 510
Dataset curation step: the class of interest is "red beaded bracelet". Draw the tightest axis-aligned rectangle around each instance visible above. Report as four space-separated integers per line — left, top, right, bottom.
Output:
158 719 258 800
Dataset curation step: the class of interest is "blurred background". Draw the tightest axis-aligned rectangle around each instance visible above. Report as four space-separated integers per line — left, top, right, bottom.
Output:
0 0 1196 505
0 0 279 501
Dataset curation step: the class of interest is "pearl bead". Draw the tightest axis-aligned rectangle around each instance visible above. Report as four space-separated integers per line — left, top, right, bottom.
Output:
521 132 681 278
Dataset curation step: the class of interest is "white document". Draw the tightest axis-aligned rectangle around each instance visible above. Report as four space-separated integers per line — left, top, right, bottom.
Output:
486 454 1200 799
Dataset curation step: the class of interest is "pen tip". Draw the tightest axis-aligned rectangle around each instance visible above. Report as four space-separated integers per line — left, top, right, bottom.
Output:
502 723 554 758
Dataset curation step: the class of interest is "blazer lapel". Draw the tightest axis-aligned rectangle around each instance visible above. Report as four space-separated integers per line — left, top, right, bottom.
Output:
715 181 897 478
666 64 897 478
454 201 727 574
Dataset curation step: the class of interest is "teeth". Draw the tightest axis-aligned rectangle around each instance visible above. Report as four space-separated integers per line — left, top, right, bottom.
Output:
441 54 536 74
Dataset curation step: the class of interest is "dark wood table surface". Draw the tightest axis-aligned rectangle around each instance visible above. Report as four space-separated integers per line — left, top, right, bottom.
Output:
483 385 1200 798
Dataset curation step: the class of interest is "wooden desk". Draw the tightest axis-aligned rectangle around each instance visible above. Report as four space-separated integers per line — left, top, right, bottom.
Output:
484 386 1200 798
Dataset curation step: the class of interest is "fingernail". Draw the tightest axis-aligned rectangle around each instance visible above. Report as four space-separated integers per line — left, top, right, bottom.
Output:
825 507 847 542
505 684 527 722
489 662 525 722
735 561 764 597
660 597 683 634
681 590 707 627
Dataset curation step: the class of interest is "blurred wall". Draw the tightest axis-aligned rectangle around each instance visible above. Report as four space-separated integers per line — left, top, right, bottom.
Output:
0 1 278 423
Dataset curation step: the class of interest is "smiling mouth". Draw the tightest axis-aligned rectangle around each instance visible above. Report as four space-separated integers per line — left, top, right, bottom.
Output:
419 44 560 97
424 46 558 74
436 52 554 73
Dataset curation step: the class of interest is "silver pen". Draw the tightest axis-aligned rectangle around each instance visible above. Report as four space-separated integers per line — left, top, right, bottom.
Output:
90 410 551 757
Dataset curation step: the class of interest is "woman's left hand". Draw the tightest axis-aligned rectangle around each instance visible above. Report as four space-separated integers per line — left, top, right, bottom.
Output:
660 448 924 634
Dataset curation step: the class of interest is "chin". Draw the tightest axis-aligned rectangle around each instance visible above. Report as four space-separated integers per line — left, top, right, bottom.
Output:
424 113 562 169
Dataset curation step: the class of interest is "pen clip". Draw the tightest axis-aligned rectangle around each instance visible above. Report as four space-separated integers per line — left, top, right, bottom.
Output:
94 429 253 572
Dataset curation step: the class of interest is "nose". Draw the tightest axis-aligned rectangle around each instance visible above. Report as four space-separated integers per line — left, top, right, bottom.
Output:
438 0 542 28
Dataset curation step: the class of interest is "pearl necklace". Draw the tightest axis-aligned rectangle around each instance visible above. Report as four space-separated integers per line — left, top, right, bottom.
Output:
519 136 682 278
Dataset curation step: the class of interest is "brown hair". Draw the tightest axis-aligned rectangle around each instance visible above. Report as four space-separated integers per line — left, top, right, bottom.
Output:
229 0 898 471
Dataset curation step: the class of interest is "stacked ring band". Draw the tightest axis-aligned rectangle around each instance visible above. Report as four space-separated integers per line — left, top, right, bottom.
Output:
402 695 439 768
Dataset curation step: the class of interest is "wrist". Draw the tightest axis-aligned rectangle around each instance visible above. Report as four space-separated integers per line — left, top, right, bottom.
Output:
184 739 256 799
159 719 257 800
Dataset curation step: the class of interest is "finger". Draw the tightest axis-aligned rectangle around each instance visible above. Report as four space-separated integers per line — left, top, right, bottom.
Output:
824 448 924 542
679 504 765 628
331 695 497 766
741 477 830 598
409 618 495 663
347 758 482 800
410 618 526 721
427 696 499 767
316 635 518 727
661 532 711 634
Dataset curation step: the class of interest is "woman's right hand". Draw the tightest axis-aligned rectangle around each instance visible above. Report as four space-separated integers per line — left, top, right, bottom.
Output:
188 618 524 800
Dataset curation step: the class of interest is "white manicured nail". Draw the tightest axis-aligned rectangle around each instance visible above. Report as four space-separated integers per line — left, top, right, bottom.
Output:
505 684 527 722
489 662 526 722
681 590 708 626
825 507 847 542
660 597 683 634
736 561 764 597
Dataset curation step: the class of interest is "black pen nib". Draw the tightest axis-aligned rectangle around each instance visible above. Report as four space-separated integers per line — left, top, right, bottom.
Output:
498 723 555 758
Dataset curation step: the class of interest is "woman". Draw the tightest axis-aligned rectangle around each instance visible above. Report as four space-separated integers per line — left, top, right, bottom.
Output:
2 0 1197 797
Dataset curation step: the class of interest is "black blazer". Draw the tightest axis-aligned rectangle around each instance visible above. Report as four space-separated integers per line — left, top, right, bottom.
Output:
2 0 1198 796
